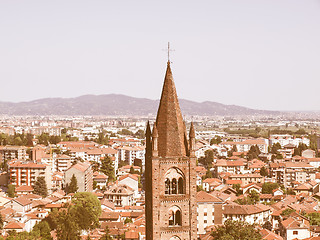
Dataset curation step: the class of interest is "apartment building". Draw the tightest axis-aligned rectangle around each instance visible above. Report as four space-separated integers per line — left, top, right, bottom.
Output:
55 154 72 172
64 161 93 192
220 139 268 153
0 146 27 163
270 162 316 188
228 173 264 185
197 191 223 234
58 141 119 170
214 159 245 175
117 146 145 166
30 126 61 136
7 160 52 191
269 134 310 148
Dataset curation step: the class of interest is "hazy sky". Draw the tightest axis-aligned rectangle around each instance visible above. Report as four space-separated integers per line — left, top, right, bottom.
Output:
1 0 320 111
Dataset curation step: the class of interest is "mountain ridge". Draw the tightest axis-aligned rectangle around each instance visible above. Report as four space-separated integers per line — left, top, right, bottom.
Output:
0 94 282 116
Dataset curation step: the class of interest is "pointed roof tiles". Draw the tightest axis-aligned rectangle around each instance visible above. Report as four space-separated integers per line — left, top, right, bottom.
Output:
155 61 187 157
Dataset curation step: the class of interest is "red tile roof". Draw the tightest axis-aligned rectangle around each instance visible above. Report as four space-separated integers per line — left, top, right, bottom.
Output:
197 191 223 203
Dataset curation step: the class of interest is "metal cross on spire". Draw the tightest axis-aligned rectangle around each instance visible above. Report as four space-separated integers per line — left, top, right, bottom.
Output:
163 42 175 62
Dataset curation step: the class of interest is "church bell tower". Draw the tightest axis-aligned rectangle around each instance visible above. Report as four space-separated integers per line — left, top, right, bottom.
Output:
145 61 197 240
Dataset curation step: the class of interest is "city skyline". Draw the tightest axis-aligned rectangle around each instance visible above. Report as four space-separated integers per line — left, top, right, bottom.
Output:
1 0 320 111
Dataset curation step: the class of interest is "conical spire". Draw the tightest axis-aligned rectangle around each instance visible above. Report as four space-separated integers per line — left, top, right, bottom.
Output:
155 61 187 157
145 121 152 157
146 121 152 138
152 124 158 138
189 122 195 138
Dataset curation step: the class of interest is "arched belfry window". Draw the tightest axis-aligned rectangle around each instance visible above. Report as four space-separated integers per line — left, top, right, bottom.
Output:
175 210 182 225
164 167 185 195
169 237 181 240
168 206 182 227
172 178 177 194
165 178 171 194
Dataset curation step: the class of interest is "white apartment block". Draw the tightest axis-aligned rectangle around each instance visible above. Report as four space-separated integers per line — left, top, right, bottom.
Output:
269 134 310 147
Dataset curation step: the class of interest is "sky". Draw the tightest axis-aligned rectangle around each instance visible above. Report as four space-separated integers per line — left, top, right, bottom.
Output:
0 0 320 111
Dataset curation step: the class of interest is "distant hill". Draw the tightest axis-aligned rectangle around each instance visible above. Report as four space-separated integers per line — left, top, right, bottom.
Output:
0 94 281 116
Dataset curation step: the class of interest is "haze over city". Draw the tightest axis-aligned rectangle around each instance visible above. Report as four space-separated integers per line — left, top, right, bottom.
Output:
1 0 320 111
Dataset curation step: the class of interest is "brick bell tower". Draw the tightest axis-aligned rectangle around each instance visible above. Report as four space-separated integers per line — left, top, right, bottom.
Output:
145 61 197 240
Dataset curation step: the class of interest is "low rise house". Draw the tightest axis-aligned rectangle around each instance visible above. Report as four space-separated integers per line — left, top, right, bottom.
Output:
93 172 108 189
5 196 32 214
223 203 271 225
104 184 135 207
202 178 222 192
15 186 34 196
118 174 139 198
3 221 25 233
280 215 311 240
118 165 141 176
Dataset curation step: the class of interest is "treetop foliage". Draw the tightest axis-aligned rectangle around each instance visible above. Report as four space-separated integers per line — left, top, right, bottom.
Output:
33 176 48 197
211 219 262 240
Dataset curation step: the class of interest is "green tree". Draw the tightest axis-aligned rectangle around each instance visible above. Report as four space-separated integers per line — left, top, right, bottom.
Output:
117 129 134 136
100 227 113 240
197 185 204 192
32 221 52 240
134 129 145 139
210 136 222 145
285 188 296 195
305 212 320 225
95 130 109 145
260 166 268 177
232 184 242 196
247 145 261 160
7 184 15 198
38 133 50 145
70 192 102 231
211 220 262 240
199 150 214 168
248 190 260 204
67 174 78 194
295 128 307 135
203 169 213 179
43 208 60 230
261 182 279 194
235 190 260 205
293 143 308 156
56 210 80 240
228 145 238 157
270 143 281 154
124 217 133 224
93 180 98 190
100 156 115 182
281 208 296 217
309 134 318 155
33 176 48 197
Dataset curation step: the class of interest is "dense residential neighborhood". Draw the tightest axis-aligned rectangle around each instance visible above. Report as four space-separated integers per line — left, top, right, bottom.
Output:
0 116 320 239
